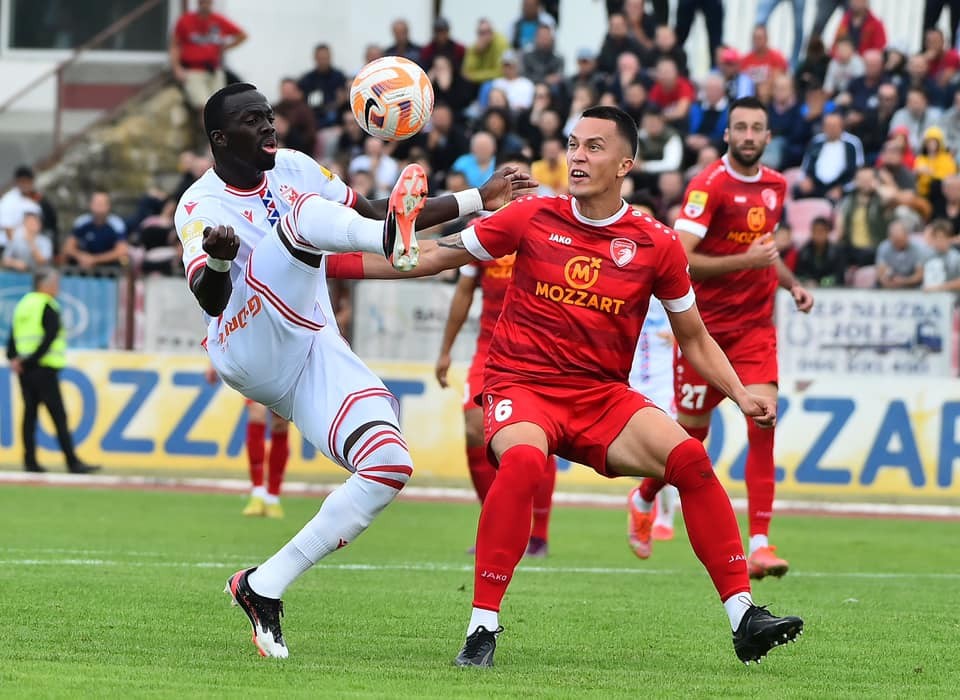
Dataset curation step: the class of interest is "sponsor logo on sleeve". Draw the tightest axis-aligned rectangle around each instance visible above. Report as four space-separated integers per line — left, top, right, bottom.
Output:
179 218 212 244
318 165 335 181
683 190 708 219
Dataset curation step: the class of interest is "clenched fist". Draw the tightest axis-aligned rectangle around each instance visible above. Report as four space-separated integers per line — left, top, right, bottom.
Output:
202 225 240 261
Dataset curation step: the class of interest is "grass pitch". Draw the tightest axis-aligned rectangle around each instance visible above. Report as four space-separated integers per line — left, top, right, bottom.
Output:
1 484 958 698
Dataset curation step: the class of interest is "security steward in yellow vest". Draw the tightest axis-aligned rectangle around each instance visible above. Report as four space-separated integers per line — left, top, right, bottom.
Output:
5 269 99 473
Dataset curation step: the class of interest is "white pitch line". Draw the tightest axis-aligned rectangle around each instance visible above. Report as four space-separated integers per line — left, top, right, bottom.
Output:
2 557 958 579
2 470 959 518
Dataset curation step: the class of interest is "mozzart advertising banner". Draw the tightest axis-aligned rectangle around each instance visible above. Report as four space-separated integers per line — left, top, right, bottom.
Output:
1 352 959 499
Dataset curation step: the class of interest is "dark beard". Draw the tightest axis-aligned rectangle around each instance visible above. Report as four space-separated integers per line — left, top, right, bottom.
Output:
730 145 763 167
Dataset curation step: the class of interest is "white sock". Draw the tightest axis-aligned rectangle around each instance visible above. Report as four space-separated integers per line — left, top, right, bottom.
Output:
248 545 313 599
749 534 769 555
723 592 754 631
630 487 654 513
286 195 384 254
653 486 678 527
467 607 499 636
264 493 279 505
251 485 266 499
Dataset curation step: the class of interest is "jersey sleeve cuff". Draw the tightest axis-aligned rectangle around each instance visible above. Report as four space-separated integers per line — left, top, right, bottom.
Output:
673 219 707 238
458 264 478 277
460 226 494 261
662 287 696 313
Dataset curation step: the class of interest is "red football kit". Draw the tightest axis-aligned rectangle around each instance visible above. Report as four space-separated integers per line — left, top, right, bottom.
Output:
461 194 694 473
672 155 786 417
174 11 243 69
461 255 515 410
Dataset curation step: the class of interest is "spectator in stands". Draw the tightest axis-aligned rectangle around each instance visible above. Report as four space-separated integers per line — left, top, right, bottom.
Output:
686 144 720 180
531 137 568 194
512 0 556 51
775 224 799 271
648 57 695 131
932 174 960 232
755 0 806 68
463 18 508 88
796 216 848 287
876 137 930 230
923 0 960 48
63 191 128 272
740 26 789 95
491 50 535 113
622 0 657 54
171 150 213 204
420 103 469 182
686 73 729 156
384 19 422 63
597 13 644 75
298 44 347 130
833 0 887 56
922 218 960 292
915 126 958 201
420 17 466 72
563 84 596 136
620 81 649 124
901 54 945 108
939 89 960 155
429 55 473 117
842 48 887 116
824 37 865 97
655 171 685 223
1 167 53 250
2 211 51 272
347 169 378 200
890 88 944 153
716 47 754 100
922 27 960 88
837 167 890 266
800 79 836 136
564 48 605 105
169 0 246 112
796 112 864 201
605 51 647 105
451 131 497 188
480 107 526 158
795 37 831 99
876 218 928 288
133 197 178 276
648 26 689 77
634 106 683 192
522 24 564 87
273 78 317 157
811 0 846 43
349 137 399 195
766 74 808 169
850 82 899 164
675 0 723 68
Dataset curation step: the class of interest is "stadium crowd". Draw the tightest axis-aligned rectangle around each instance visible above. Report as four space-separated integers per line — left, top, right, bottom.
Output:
4 0 960 296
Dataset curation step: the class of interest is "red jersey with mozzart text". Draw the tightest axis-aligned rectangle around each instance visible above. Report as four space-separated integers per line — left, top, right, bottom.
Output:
461 195 695 389
461 255 515 356
673 156 786 335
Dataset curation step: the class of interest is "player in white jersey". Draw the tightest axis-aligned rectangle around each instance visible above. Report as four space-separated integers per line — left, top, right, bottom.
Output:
627 296 680 556
178 83 531 658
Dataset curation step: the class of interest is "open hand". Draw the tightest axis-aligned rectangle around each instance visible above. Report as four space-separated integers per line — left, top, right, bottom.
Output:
791 284 814 313
479 166 539 210
202 225 240 261
435 352 451 388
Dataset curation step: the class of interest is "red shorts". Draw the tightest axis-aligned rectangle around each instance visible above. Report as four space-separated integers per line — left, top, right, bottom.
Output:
463 351 487 412
673 325 778 417
482 380 659 477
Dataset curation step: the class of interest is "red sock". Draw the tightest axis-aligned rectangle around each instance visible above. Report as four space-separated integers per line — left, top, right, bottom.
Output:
466 445 497 503
640 424 709 501
473 444 545 611
246 422 265 488
267 428 289 496
745 419 775 537
530 455 556 541
664 438 749 601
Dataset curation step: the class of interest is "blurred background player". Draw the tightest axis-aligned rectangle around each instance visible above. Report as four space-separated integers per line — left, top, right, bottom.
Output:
626 295 680 556
632 97 814 580
435 251 556 558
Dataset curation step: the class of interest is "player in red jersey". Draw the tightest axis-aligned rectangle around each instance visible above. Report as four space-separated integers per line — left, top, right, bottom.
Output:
435 252 557 557
631 97 814 579
336 106 804 667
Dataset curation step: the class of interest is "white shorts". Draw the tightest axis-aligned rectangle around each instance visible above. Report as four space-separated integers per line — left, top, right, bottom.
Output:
205 232 399 465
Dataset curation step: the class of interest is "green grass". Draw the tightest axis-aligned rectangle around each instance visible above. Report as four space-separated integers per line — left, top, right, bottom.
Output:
1 486 958 698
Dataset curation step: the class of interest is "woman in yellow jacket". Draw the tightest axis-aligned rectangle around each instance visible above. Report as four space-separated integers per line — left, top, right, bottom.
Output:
914 125 958 200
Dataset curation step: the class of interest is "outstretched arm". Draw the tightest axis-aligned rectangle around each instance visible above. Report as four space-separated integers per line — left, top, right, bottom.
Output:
353 233 477 279
436 270 479 387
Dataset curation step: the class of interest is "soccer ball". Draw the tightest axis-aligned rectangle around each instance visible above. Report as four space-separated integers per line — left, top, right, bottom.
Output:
350 56 434 141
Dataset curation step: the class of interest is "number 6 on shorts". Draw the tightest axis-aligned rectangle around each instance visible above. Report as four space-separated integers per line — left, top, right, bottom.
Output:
494 399 513 422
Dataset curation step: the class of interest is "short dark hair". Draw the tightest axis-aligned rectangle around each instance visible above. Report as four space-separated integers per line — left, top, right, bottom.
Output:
14 165 34 180
811 216 832 230
203 82 259 144
929 218 953 236
580 105 639 159
728 96 768 117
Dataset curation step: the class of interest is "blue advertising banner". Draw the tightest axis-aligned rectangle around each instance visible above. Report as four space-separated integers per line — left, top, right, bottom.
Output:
0 271 119 349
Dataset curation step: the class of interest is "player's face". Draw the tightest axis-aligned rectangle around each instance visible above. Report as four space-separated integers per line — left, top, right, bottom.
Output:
217 91 278 171
724 107 770 168
567 118 634 199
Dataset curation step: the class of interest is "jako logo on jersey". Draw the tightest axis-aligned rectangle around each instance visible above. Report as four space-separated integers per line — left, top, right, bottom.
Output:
242 210 254 223
610 238 637 267
549 233 572 245
563 256 601 289
217 295 263 346
684 190 708 218
747 206 766 232
761 187 778 210
184 201 198 215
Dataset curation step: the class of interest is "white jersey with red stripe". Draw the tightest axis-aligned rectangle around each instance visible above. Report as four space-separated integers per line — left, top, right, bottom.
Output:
628 296 675 416
175 147 356 317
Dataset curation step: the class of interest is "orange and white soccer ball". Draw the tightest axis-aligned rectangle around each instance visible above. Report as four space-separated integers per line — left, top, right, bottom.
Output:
350 56 434 141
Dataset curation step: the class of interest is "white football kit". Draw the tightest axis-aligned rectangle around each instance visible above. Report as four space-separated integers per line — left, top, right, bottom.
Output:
175 149 399 467
629 296 675 417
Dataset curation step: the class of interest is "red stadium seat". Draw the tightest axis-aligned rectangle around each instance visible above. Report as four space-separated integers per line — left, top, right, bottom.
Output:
850 265 877 288
782 167 805 198
785 198 834 247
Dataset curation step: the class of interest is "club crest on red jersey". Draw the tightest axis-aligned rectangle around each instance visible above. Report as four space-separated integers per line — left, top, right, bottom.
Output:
610 238 637 267
761 188 778 211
